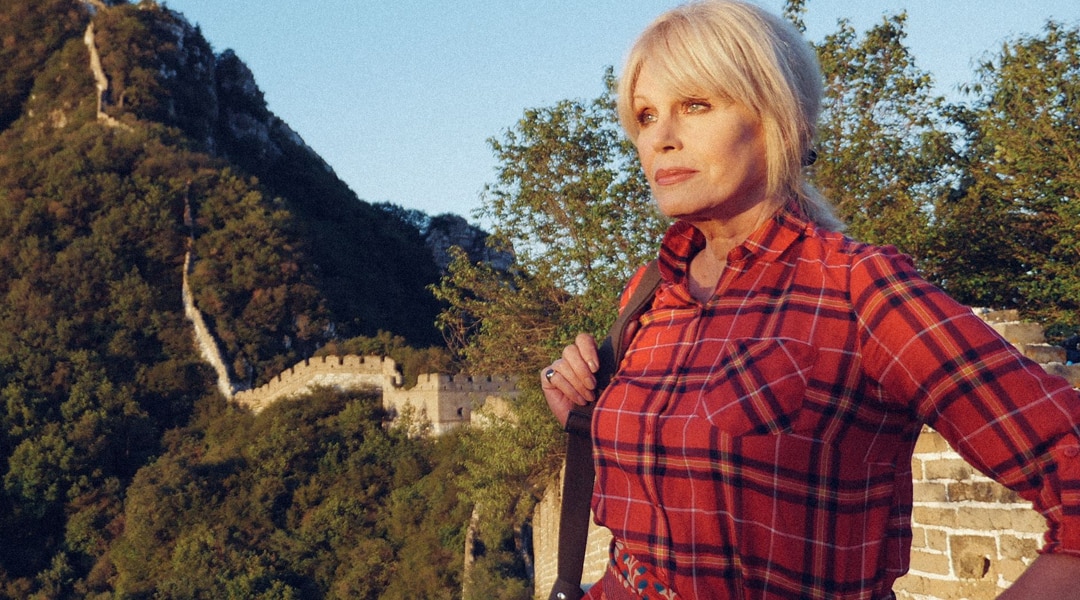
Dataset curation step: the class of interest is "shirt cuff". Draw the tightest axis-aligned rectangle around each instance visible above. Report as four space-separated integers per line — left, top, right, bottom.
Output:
1040 435 1080 555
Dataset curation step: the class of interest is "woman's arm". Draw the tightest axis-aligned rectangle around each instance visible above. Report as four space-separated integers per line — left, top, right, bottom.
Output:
998 553 1080 599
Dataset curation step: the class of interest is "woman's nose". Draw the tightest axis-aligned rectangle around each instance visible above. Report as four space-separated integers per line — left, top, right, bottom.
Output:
652 116 682 152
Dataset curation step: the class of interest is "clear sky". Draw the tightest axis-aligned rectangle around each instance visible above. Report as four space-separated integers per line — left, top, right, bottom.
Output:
159 0 1080 221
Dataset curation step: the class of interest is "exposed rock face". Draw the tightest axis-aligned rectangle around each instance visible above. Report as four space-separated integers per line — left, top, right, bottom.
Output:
425 213 514 272
80 3 330 179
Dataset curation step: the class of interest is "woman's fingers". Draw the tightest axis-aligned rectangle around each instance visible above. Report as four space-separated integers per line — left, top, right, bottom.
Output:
540 333 604 427
561 343 597 399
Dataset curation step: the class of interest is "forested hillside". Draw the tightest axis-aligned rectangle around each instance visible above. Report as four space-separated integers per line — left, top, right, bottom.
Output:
0 0 486 596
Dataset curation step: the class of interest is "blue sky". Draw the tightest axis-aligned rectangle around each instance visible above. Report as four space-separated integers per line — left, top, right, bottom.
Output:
159 0 1080 221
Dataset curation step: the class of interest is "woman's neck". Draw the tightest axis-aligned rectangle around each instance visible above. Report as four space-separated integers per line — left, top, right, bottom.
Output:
683 197 783 302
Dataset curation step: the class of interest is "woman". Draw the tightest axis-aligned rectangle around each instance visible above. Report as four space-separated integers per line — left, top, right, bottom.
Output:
540 1 1080 599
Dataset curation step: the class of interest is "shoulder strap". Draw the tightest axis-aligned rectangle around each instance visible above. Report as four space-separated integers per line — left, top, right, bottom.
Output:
564 260 661 436
548 260 661 600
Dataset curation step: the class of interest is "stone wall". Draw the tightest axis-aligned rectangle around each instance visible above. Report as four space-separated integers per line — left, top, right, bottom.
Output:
532 467 615 596
228 352 521 435
893 427 1045 599
531 308 1080 599
232 354 403 413
182 251 235 398
384 373 518 435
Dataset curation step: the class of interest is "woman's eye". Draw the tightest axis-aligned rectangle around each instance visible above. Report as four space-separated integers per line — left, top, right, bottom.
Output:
636 110 657 126
685 100 711 113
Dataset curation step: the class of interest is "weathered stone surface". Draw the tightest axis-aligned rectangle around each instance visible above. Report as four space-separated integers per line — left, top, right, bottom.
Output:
950 535 996 579
987 321 1046 345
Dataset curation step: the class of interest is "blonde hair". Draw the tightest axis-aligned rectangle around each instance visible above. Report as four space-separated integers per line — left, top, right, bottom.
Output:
617 0 842 230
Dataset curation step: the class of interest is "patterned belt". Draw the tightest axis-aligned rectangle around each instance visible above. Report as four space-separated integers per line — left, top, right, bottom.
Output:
607 539 679 600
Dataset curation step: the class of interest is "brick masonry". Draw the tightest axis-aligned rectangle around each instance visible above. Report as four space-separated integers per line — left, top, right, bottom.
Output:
231 355 519 435
532 308 1080 599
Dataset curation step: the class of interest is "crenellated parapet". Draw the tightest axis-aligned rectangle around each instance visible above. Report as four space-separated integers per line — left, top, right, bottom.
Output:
227 353 520 434
233 355 403 413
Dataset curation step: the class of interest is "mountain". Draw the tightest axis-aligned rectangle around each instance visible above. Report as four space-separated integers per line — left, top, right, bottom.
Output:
0 0 510 383
0 0 500 593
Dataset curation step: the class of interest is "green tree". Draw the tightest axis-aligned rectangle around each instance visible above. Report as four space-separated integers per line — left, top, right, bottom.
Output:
433 70 667 594
436 70 666 376
0 0 86 130
812 13 953 258
110 389 469 599
934 22 1080 326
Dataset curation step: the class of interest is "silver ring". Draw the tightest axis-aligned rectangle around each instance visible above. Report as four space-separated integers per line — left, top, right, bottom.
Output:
545 368 556 383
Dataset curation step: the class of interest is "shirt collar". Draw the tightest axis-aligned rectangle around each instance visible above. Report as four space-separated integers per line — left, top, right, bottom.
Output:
657 200 811 285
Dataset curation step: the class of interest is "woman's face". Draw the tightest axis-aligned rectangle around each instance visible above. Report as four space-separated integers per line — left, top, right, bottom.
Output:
632 62 773 225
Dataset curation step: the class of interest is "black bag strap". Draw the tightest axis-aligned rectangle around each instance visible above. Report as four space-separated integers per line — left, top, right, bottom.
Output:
548 260 661 600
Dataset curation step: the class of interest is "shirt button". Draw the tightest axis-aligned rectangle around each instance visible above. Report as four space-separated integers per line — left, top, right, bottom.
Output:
1064 446 1080 458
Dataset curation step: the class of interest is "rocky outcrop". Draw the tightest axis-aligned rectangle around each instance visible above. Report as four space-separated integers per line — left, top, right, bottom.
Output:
425 213 514 272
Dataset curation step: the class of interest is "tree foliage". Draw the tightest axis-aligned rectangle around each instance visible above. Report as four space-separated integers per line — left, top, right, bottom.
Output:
0 0 86 130
435 69 667 376
933 22 1080 326
106 390 470 599
812 13 953 258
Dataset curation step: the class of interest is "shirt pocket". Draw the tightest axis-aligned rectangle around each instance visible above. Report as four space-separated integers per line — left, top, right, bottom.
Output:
693 337 816 436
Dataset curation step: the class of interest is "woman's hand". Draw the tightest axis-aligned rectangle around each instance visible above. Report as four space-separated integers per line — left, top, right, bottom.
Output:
540 333 601 428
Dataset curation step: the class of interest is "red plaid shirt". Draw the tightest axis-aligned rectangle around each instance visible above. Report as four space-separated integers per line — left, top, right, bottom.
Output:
587 203 1080 600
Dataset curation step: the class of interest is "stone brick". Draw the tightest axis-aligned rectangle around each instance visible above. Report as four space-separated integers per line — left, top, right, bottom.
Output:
948 579 1005 600
998 535 1040 560
909 526 928 549
923 457 974 481
913 506 958 529
926 528 949 552
910 457 927 481
948 480 1021 503
892 572 936 597
914 429 953 454
1021 343 1067 364
1041 362 1080 387
950 535 996 579
909 548 951 576
913 481 949 503
955 506 1045 533
977 309 1020 324
987 321 1045 345
995 557 1030 584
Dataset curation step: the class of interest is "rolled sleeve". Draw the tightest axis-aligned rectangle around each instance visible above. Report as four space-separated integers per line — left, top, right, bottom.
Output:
1037 434 1080 556
851 244 1080 556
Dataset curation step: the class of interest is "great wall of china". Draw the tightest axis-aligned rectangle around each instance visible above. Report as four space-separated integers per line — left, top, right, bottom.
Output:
232 354 518 435
181 251 519 434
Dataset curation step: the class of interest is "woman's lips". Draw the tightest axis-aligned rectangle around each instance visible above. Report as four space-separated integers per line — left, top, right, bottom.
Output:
653 168 697 186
